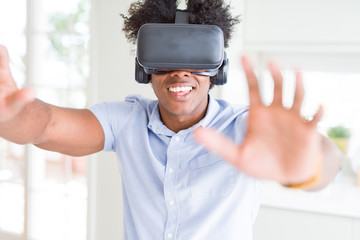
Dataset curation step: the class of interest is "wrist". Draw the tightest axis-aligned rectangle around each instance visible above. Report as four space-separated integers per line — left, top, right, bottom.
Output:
284 153 323 189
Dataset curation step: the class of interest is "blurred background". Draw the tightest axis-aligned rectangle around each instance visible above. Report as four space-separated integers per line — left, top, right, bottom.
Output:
0 0 359 239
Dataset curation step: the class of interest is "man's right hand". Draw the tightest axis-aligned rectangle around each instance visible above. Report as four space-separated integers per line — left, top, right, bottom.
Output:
0 45 104 157
0 45 35 122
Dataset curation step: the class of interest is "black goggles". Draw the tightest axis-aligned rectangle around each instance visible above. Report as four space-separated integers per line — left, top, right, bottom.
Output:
143 68 219 77
137 24 224 71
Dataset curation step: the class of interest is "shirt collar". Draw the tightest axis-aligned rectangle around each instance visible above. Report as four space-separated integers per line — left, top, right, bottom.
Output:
197 94 221 128
148 103 175 137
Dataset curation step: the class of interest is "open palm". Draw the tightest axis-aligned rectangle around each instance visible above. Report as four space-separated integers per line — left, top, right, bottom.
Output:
194 57 323 185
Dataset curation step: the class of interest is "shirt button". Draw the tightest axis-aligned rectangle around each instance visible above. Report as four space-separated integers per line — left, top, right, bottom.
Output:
174 136 180 142
168 168 174 174
169 200 175 205
167 233 173 239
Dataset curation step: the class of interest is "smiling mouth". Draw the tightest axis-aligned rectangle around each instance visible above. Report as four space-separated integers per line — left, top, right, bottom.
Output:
168 86 193 96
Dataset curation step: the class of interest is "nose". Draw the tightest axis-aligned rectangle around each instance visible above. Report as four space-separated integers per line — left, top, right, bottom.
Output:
169 70 191 78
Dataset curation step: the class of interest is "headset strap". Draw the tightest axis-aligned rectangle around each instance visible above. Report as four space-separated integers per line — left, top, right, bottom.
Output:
175 10 189 24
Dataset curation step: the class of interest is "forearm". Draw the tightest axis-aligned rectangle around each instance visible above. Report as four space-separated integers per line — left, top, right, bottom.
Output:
0 99 52 145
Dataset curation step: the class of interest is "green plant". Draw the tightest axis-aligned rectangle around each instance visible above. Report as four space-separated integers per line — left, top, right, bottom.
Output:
327 125 351 138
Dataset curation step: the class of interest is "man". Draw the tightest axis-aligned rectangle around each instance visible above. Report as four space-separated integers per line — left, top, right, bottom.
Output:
0 0 343 239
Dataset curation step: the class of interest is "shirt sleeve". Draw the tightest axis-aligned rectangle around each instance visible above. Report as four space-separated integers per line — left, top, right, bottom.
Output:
89 101 133 151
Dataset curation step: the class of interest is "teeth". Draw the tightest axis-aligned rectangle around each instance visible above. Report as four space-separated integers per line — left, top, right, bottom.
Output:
169 86 193 92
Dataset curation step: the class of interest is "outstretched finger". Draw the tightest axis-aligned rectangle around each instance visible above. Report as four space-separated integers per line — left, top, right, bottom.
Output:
193 127 239 166
0 45 10 69
309 105 324 127
0 46 15 87
291 71 305 113
241 56 262 107
268 62 283 105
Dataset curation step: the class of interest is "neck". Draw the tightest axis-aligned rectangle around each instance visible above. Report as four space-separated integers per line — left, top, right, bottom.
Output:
162 114 205 133
159 103 208 133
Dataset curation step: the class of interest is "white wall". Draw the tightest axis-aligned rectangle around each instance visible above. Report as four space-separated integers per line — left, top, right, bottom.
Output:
254 207 360 240
241 0 360 69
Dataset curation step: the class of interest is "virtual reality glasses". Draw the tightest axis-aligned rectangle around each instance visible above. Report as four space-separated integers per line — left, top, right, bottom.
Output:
135 23 228 85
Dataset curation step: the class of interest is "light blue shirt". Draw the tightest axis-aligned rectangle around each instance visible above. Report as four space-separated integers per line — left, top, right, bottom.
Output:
90 94 263 240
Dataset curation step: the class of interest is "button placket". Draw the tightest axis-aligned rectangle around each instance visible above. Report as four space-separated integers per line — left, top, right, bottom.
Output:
163 134 182 240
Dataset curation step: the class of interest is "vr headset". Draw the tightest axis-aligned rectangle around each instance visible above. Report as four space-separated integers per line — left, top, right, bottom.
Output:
135 11 228 85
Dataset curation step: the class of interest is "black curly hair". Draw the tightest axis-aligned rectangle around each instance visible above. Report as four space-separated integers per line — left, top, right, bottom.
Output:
121 0 240 48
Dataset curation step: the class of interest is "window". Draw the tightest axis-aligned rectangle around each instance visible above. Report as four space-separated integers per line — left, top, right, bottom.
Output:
0 0 90 239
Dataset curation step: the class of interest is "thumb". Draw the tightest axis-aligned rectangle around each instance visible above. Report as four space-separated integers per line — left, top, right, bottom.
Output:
4 87 35 117
0 45 10 69
0 45 17 89
193 127 239 165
